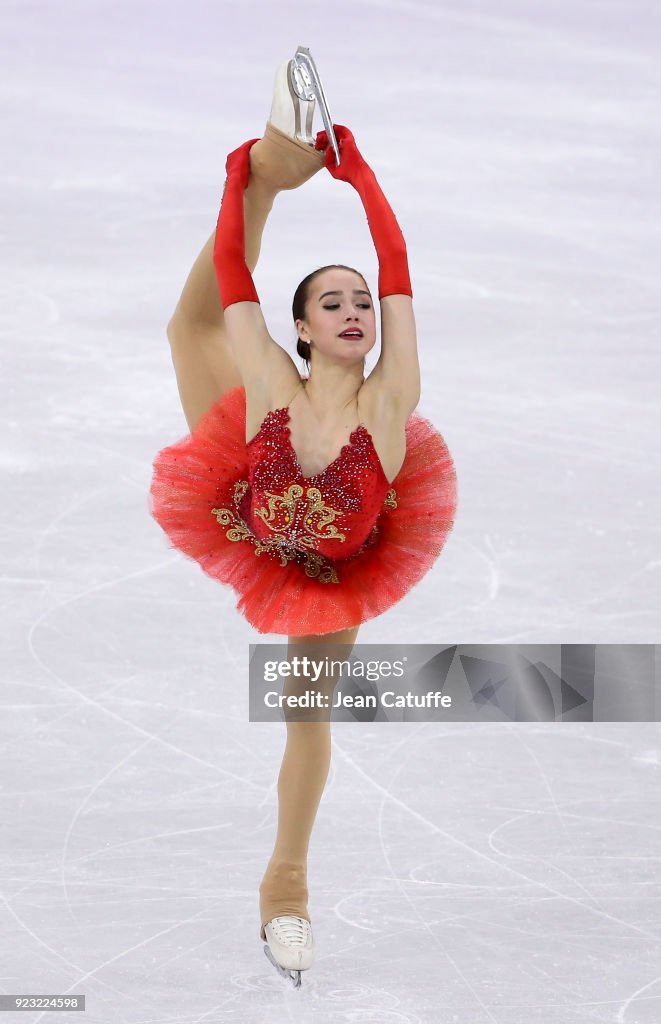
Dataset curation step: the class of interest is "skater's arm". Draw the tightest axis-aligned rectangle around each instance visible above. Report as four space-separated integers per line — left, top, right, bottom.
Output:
316 127 420 412
376 294 420 411
213 139 287 391
352 164 420 409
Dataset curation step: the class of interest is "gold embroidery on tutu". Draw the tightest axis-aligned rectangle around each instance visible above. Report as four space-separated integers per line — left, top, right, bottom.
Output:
211 480 340 584
210 481 399 585
299 551 338 584
254 483 347 543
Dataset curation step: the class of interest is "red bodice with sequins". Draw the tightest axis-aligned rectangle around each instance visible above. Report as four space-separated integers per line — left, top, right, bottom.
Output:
238 406 395 569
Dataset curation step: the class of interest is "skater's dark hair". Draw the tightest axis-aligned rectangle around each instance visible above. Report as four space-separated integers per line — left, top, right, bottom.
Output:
293 265 371 374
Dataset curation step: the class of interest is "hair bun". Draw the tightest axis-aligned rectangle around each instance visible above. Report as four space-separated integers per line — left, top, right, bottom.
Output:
297 338 311 362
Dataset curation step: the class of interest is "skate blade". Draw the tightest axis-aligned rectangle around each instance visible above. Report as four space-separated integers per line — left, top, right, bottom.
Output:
291 45 340 167
264 945 302 988
285 61 315 145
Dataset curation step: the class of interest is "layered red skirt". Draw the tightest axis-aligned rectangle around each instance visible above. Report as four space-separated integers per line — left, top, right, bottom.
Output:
148 386 457 636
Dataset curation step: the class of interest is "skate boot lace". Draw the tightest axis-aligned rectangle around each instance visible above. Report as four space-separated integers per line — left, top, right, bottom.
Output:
270 915 311 947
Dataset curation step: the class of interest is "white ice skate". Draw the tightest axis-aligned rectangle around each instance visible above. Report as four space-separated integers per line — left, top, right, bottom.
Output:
269 59 316 146
280 45 340 167
263 915 316 989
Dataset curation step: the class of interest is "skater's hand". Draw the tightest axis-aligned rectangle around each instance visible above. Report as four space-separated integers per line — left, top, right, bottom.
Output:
225 138 261 190
315 125 368 184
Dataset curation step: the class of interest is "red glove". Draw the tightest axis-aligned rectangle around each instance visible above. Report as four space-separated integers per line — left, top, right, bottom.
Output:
314 124 367 185
213 138 261 309
315 125 412 299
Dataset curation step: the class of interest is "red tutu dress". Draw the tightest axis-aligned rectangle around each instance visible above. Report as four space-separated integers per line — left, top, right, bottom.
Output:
149 382 457 636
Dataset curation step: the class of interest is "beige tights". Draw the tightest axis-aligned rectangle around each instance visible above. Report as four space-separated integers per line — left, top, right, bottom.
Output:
258 627 359 941
249 121 324 192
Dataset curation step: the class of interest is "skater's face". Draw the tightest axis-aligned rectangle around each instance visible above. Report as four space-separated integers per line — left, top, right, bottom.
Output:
296 269 376 367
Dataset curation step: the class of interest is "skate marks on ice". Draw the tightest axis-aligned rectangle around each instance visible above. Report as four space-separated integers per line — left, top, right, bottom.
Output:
317 727 661 1021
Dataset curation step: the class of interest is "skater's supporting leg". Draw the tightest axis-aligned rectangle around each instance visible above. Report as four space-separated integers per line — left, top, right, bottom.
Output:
259 625 360 940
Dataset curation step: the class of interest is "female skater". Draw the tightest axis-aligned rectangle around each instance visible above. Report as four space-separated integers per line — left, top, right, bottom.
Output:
150 50 457 987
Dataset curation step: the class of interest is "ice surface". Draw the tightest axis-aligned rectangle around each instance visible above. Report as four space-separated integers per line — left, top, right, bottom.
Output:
1 0 660 1020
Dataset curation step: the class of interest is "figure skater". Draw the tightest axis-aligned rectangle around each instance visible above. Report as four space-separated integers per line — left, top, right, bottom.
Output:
149 48 457 987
